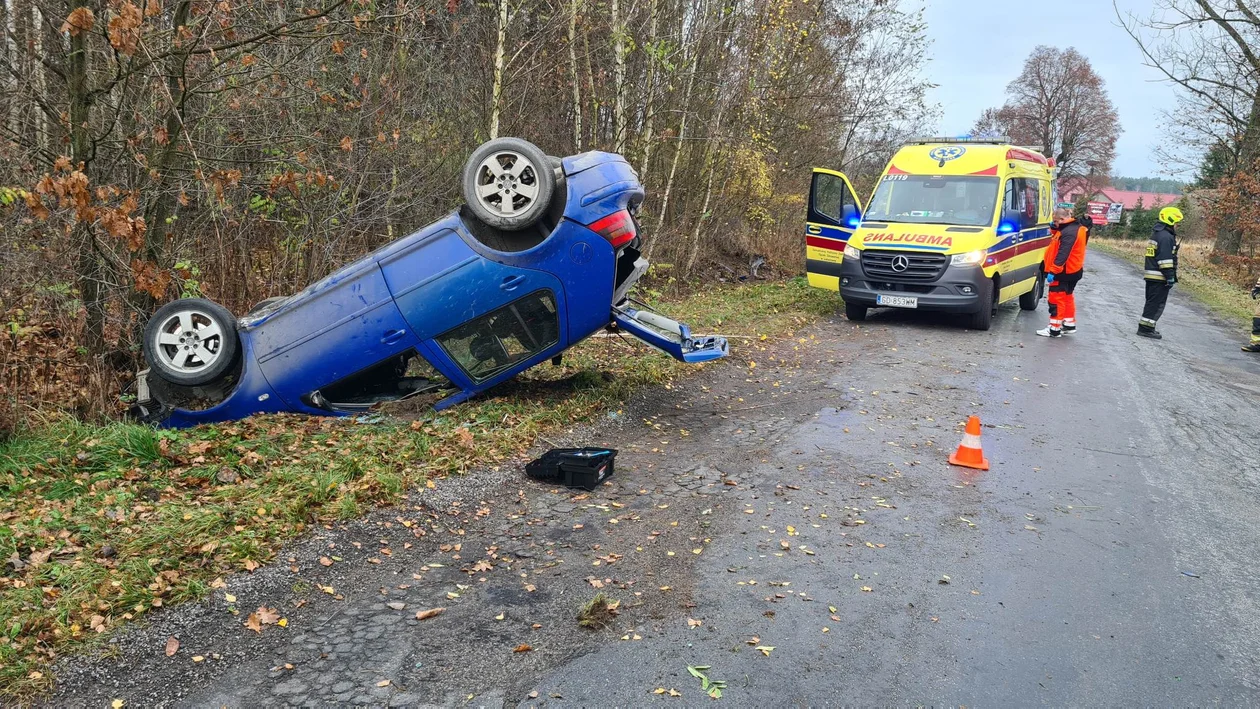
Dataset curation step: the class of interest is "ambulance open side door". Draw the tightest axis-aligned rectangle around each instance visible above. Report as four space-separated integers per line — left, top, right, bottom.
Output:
805 168 864 291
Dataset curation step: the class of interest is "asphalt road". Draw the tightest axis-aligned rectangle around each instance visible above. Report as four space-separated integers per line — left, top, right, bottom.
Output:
55 252 1260 707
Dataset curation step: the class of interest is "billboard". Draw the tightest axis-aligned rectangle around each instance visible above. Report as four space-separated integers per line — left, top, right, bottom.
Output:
1086 201 1125 225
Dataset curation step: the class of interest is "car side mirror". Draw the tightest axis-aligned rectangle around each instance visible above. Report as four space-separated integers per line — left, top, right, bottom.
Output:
841 203 861 227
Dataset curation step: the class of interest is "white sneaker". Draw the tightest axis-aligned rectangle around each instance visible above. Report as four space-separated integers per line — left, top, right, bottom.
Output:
1036 327 1062 338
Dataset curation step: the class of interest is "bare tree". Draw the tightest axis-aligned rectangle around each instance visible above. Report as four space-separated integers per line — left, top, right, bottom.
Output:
1117 0 1260 254
972 46 1121 178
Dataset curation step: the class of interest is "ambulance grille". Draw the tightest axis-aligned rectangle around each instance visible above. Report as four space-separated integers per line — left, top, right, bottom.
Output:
861 250 947 280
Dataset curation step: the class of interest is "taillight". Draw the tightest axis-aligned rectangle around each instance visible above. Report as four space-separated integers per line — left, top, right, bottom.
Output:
587 210 637 249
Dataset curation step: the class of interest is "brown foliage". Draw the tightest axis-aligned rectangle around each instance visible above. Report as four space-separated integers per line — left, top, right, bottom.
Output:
61 7 96 36
107 2 145 55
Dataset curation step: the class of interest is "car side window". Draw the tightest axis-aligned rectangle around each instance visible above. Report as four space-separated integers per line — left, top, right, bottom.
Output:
810 173 848 223
1022 180 1039 229
437 291 559 382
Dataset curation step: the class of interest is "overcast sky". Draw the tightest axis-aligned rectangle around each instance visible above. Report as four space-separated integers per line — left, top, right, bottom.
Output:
922 0 1176 179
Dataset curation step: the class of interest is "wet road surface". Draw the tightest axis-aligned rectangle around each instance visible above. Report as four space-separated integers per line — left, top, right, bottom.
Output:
56 253 1260 706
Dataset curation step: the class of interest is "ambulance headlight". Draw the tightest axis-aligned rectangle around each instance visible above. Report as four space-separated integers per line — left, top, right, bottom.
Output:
843 245 861 261
950 249 987 267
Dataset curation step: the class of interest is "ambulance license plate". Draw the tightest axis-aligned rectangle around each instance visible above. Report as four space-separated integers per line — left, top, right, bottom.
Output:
876 295 918 309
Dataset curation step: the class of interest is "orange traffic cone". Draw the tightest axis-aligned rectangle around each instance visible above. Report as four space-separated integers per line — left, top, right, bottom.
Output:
948 415 989 471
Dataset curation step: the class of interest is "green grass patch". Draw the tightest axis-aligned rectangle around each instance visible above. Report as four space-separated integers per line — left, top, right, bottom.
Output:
0 277 837 697
1092 239 1255 329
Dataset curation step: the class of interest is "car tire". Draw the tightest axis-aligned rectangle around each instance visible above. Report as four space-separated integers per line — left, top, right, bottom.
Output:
143 298 240 386
845 302 868 322
1019 272 1043 311
462 138 556 231
968 278 995 331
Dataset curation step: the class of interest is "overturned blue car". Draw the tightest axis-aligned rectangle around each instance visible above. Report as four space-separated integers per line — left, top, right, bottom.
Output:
133 138 728 427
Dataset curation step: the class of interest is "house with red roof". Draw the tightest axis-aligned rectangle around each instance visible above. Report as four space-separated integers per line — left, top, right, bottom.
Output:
1057 176 1182 225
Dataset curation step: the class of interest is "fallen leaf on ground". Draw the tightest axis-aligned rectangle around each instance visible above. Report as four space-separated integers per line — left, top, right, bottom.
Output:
755 645 775 656
224 593 236 603
319 556 334 566
164 636 179 656
111 701 125 709
415 607 446 620
376 679 391 687
243 559 260 572
687 618 702 628
668 689 682 697
514 644 533 653
860 586 873 592
653 688 666 694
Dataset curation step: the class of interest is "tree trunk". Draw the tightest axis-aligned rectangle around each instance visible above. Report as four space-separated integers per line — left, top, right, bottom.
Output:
636 0 659 178
568 0 582 151
489 0 509 139
649 39 698 255
65 0 106 353
610 0 626 153
141 1 194 269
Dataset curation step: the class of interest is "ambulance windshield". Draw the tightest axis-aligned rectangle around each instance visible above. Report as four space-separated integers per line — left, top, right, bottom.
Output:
865 175 999 227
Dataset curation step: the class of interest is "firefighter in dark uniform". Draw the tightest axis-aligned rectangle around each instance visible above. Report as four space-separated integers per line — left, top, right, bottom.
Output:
1243 275 1260 353
1137 207 1183 339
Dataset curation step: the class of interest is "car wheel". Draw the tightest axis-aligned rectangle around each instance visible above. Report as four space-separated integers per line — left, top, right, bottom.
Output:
143 298 240 386
1019 272 1043 311
845 302 868 322
462 137 556 231
968 278 995 331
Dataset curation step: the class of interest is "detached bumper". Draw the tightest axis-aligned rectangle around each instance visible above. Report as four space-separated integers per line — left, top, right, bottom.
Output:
838 258 987 314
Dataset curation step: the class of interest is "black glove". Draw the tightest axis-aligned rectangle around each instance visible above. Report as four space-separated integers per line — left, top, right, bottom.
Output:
1165 276 1176 288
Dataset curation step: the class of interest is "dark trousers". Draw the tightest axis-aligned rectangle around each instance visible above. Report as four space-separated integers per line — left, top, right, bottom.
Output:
1139 280 1170 330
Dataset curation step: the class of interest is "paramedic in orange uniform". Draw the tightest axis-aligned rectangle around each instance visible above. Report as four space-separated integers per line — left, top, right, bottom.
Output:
1037 208 1088 338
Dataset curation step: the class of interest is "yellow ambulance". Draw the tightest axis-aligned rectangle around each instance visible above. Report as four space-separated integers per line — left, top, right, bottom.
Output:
805 138 1056 330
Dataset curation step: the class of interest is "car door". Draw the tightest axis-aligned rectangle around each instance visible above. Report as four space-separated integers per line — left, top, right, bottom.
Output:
611 305 728 363
805 168 864 290
377 228 565 344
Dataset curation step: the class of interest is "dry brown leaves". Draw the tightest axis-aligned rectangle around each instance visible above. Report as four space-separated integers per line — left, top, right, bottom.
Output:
244 606 281 633
61 7 95 36
107 2 143 55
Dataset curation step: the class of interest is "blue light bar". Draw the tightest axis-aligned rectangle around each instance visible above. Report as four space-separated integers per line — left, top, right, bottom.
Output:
997 222 1017 235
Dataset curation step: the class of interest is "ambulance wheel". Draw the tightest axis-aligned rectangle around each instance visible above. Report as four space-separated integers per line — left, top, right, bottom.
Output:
845 302 868 322
968 279 995 331
1019 273 1044 311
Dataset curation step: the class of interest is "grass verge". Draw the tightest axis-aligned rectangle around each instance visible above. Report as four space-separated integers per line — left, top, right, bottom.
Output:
0 277 836 697
1092 238 1255 329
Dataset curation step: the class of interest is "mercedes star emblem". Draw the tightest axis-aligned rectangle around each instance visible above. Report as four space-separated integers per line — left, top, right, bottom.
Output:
890 254 910 273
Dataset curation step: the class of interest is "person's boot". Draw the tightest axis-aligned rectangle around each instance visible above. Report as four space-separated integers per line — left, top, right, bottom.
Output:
1245 319 1260 352
1036 327 1062 337
1137 328 1162 340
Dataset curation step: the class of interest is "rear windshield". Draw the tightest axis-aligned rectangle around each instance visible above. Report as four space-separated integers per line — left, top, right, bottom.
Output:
865 175 999 227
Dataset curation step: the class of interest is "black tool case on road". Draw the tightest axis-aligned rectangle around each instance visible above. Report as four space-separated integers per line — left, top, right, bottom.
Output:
525 448 617 491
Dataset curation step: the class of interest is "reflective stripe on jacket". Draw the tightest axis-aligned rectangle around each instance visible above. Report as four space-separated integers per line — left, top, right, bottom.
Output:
1144 223 1178 281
